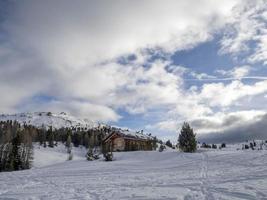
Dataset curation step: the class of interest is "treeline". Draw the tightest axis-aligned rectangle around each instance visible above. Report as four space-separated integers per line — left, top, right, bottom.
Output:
36 125 110 149
0 120 115 172
0 121 34 172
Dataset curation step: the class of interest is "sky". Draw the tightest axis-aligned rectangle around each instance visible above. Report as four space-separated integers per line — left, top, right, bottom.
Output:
0 0 267 143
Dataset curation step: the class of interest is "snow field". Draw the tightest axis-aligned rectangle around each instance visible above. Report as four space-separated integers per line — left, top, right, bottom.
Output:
0 146 267 199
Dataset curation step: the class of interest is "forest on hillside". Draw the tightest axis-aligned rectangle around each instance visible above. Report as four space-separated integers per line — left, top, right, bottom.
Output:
0 120 159 172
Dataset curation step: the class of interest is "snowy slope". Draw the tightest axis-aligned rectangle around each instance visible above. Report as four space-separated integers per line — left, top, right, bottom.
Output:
0 112 98 129
0 147 267 200
33 143 88 168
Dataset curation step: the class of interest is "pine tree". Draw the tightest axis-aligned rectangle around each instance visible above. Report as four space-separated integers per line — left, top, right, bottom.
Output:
84 132 89 149
65 131 73 161
22 128 34 169
165 140 173 148
178 122 197 153
89 132 95 150
0 121 35 171
11 133 22 170
5 143 14 171
72 132 80 147
47 127 54 148
41 125 47 148
66 133 72 149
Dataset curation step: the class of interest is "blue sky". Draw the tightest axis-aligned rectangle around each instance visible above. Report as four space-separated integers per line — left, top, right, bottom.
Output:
172 38 234 73
1 0 267 142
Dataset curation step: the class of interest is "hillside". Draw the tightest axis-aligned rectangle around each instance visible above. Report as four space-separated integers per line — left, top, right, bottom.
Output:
0 146 267 199
0 112 98 129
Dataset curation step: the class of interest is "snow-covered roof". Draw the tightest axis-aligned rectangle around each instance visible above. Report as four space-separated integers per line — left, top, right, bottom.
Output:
119 130 152 140
103 128 153 142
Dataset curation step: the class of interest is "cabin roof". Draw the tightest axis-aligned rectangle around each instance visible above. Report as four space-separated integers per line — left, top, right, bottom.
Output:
103 129 152 143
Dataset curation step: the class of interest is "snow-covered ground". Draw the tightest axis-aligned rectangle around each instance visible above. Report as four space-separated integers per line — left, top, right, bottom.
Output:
1 146 267 200
33 144 88 168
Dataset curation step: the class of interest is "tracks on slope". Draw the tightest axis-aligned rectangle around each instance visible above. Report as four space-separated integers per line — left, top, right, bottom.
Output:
200 152 215 200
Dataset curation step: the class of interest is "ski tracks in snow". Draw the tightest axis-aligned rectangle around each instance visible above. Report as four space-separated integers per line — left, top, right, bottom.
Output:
199 152 215 200
182 152 216 200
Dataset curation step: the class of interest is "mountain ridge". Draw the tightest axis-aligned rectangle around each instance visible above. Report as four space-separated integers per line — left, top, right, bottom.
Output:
0 112 99 129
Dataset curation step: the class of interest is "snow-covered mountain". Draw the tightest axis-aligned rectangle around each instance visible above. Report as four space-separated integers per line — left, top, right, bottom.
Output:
0 112 99 129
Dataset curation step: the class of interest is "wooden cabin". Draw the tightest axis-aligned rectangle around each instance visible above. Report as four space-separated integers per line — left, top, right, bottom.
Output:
102 129 154 152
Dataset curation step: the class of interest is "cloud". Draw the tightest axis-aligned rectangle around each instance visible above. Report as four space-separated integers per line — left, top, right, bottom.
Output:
20 99 121 122
197 80 267 107
197 111 267 143
216 65 251 79
150 109 267 143
0 43 53 113
0 0 240 121
146 77 267 141
4 0 238 67
115 60 182 114
184 65 267 82
220 0 267 65
149 120 178 132
190 71 216 80
191 110 265 134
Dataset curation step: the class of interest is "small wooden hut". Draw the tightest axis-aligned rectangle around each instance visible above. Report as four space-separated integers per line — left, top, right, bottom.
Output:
102 129 154 152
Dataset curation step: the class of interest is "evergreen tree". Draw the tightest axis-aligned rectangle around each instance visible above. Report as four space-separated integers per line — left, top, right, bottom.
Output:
83 132 90 149
40 125 47 148
72 132 81 147
21 128 34 169
0 121 35 171
66 133 72 149
11 133 22 170
65 131 73 161
165 140 173 148
5 143 14 171
89 132 95 150
47 127 54 148
178 122 197 153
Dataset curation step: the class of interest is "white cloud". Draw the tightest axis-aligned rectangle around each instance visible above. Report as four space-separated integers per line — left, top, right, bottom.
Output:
151 120 178 132
190 71 216 80
106 60 182 114
198 80 267 107
0 0 241 121
147 78 267 140
220 0 267 65
249 33 267 65
216 65 251 79
4 0 239 68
